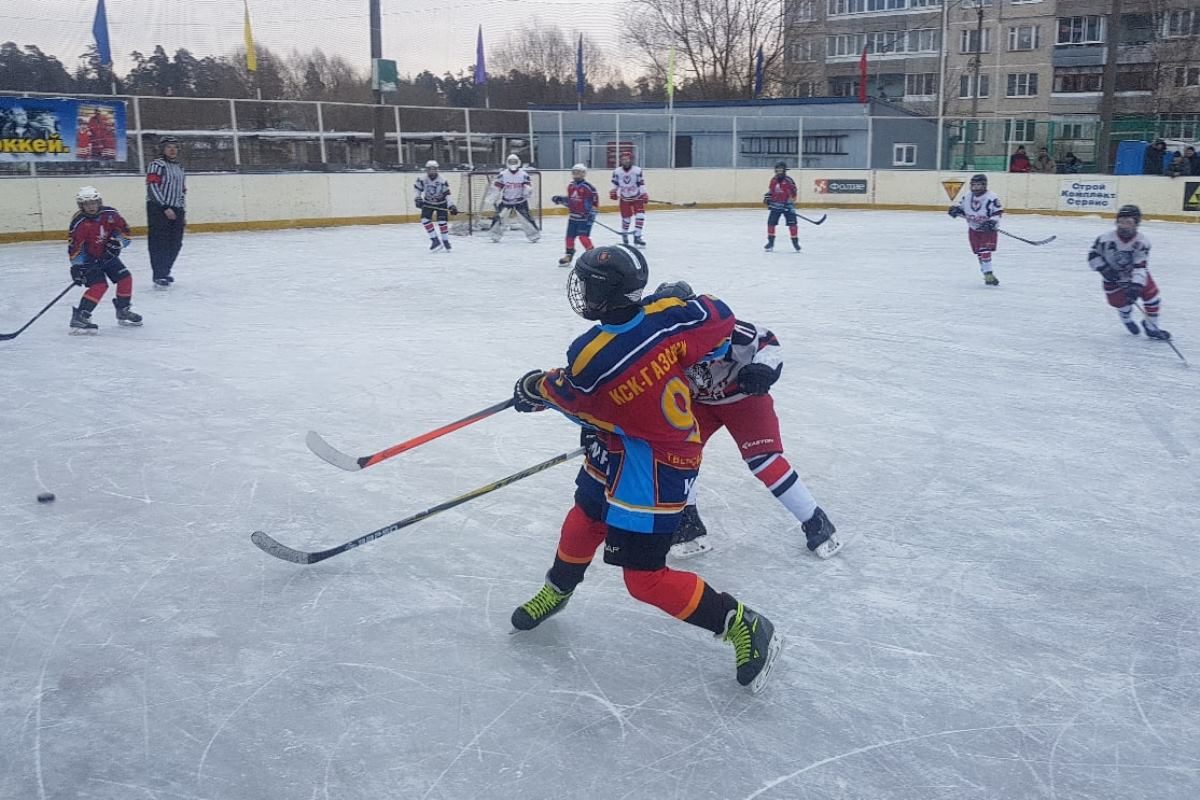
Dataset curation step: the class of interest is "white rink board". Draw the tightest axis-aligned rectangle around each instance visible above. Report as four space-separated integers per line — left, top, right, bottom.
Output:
1 209 1198 800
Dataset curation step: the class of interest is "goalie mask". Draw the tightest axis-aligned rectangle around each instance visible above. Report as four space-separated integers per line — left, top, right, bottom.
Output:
506 154 521 170
568 245 649 321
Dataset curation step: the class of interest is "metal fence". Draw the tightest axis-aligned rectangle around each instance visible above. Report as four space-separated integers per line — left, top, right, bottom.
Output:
2 91 1192 177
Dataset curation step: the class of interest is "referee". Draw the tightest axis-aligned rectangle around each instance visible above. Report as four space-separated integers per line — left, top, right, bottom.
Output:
146 135 187 287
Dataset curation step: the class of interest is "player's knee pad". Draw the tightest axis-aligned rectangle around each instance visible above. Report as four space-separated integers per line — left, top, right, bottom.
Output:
622 566 702 618
603 527 672 571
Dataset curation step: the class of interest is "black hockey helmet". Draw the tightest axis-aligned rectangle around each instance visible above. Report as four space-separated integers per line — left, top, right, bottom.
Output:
654 280 695 301
970 173 987 192
773 160 788 174
568 245 649 320
1116 204 1142 223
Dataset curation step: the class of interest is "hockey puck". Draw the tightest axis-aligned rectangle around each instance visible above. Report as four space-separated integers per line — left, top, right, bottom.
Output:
37 492 56 503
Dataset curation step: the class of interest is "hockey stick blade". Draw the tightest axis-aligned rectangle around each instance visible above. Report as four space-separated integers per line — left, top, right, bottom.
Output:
251 446 586 564
998 229 1056 246
1164 338 1189 366
0 283 75 341
307 397 515 472
799 213 827 225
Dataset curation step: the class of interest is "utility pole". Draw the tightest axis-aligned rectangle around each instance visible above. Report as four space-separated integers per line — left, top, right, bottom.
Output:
964 2 985 169
1097 0 1123 173
369 0 387 166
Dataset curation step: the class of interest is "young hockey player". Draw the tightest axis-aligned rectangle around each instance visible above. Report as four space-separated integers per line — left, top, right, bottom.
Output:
551 163 599 267
1087 205 1170 340
643 283 841 560
487 154 540 243
763 161 801 252
610 151 647 247
66 186 141 333
948 174 1002 286
509 246 782 693
413 160 457 252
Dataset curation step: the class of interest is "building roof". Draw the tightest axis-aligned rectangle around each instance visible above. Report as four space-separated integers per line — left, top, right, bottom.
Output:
529 97 875 112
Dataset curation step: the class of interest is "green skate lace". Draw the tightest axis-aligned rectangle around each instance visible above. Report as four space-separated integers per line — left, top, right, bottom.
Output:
724 607 753 666
523 585 567 619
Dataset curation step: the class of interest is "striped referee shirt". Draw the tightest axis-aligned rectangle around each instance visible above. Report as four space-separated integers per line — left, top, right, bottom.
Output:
146 157 187 209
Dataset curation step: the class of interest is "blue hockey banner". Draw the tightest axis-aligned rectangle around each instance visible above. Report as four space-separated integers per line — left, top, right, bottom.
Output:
0 97 127 162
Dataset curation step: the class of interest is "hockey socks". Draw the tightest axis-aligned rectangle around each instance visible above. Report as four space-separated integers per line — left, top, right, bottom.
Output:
748 453 817 523
623 568 733 634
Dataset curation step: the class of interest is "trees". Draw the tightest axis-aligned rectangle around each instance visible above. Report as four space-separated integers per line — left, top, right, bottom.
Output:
0 42 74 92
490 21 615 97
623 0 788 100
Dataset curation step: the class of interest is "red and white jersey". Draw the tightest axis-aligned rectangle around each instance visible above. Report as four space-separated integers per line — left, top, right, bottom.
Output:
953 190 1003 231
1088 229 1151 285
492 167 532 204
686 318 782 405
611 165 646 200
413 174 453 206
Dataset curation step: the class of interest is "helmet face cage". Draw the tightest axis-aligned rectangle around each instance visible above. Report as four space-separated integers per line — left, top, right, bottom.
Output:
774 161 787 174
567 246 648 320
76 185 102 212
970 175 987 194
506 154 520 169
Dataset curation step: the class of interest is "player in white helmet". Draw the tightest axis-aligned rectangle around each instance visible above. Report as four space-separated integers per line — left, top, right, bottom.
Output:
66 185 141 332
551 163 600 267
412 159 457 252
610 151 648 247
485 154 540 243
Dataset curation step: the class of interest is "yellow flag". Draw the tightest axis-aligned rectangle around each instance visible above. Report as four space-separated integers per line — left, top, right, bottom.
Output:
666 47 675 101
244 0 257 72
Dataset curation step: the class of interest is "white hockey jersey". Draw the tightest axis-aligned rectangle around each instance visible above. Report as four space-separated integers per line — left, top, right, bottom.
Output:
1088 229 1151 284
686 318 783 405
611 165 646 200
490 168 532 205
413 175 453 206
953 190 1003 231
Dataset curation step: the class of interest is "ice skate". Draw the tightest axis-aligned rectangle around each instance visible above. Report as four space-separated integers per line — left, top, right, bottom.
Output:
633 235 646 247
558 253 574 267
791 238 801 252
428 239 442 252
511 578 573 631
69 306 98 335
983 271 999 286
670 506 712 559
719 602 782 693
113 300 143 327
1142 320 1171 340
153 278 170 289
441 238 452 251
764 238 775 252
1121 313 1140 335
802 506 847 559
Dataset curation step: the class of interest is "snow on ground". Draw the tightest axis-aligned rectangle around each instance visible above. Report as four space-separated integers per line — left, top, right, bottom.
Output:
1 207 1198 800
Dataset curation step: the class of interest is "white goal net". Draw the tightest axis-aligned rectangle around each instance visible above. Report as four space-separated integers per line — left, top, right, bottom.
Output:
448 170 543 236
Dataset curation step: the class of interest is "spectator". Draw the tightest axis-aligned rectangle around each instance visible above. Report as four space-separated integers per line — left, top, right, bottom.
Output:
1184 146 1200 176
1166 151 1188 178
145 136 187 287
1032 146 1057 174
1009 145 1032 173
1061 152 1083 174
1142 139 1167 175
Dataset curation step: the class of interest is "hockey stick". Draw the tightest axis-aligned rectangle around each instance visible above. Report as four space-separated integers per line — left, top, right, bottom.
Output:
0 283 76 342
1134 302 1189 366
767 204 826 225
998 229 1056 246
646 199 698 208
251 446 586 564
307 398 515 471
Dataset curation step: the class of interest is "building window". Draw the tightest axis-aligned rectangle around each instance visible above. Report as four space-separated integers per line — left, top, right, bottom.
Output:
1006 72 1039 97
1177 66 1200 87
893 143 917 166
827 0 916 15
1120 13 1155 45
1057 16 1105 45
803 135 849 155
1163 9 1200 38
1161 113 1200 140
905 73 937 96
952 121 988 144
959 73 990 98
1116 67 1153 92
1057 121 1087 140
1005 119 1036 143
829 77 862 97
827 33 864 57
1007 25 1040 51
792 0 816 22
960 28 991 54
790 40 817 62
1053 67 1102 93
789 81 821 97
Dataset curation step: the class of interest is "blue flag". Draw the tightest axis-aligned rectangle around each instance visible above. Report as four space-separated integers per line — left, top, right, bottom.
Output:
93 0 113 67
473 26 487 86
576 34 585 99
753 44 764 98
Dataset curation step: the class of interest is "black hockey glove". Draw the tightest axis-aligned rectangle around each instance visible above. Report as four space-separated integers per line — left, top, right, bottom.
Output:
513 369 548 413
104 238 124 260
1097 265 1121 283
762 193 771 207
1123 282 1144 304
654 281 695 301
552 195 567 206
978 219 998 232
414 199 425 210
448 204 458 216
948 205 965 218
69 264 87 286
736 362 781 396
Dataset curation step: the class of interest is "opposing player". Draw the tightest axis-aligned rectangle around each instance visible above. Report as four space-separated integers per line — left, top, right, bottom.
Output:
413 160 457 252
509 246 782 693
763 161 801 252
551 163 600 267
66 186 142 333
1087 205 1170 340
610 151 647 247
486 154 540 243
948 174 1002 286
648 282 843 561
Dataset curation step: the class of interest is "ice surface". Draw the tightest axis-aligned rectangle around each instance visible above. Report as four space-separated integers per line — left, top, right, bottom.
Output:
2 209 1198 800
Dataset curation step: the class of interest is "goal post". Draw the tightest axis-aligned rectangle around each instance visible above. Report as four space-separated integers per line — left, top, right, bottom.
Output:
448 170 543 236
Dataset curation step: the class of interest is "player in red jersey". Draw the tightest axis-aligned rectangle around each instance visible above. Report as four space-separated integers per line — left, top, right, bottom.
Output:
66 186 142 333
509 245 783 692
763 161 801 252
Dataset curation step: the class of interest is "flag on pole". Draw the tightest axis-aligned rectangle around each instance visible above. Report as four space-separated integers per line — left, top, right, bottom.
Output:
92 0 112 67
576 34 585 100
666 47 675 103
753 44 764 98
858 45 869 103
243 0 257 72
473 26 487 85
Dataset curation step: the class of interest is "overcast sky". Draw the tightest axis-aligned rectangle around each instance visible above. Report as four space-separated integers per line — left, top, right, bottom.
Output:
3 0 628 79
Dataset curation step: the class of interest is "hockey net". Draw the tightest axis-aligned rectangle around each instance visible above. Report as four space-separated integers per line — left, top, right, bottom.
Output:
448 170 543 236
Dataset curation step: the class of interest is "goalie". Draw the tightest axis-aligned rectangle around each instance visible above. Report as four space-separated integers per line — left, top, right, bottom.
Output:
486 154 541 243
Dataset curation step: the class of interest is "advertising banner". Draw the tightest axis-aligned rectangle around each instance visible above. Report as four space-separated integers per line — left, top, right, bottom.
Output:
1058 179 1117 211
1183 181 1200 212
814 178 868 194
0 97 127 162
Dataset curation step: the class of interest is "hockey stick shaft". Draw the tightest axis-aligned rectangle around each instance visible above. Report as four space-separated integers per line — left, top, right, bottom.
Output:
1134 302 1188 365
251 446 586 564
767 205 825 225
307 398 515 471
646 199 697 208
0 283 75 341
998 228 1056 246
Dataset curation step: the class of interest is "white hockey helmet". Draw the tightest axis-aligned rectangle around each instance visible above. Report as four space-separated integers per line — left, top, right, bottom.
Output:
425 160 439 170
506 153 521 169
76 185 102 206
571 163 587 176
